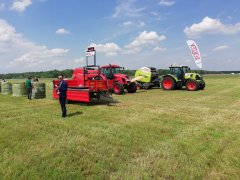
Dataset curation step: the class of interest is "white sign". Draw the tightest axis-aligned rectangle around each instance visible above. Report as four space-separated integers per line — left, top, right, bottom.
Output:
86 51 95 57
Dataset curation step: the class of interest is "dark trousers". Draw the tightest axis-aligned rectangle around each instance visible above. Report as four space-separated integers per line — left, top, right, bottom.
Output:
59 95 67 117
27 88 32 100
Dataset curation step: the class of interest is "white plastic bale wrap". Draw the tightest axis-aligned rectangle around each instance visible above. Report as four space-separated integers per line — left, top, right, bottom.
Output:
12 83 26 96
32 82 46 99
1 82 12 95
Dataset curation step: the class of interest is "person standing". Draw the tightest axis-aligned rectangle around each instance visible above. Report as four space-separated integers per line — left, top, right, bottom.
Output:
26 76 32 100
56 75 68 118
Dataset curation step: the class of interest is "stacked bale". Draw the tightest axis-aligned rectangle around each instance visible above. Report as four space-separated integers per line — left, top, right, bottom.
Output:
32 82 46 99
46 82 54 99
1 82 12 95
12 82 26 96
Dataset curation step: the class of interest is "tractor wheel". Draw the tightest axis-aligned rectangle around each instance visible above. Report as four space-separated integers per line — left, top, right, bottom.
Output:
186 80 199 91
127 83 137 93
162 77 175 90
113 82 124 94
198 80 205 90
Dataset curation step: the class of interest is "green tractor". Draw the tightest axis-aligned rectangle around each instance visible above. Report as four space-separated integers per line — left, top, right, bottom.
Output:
161 66 205 91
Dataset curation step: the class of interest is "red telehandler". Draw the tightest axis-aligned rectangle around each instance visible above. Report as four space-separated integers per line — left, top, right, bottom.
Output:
53 47 114 103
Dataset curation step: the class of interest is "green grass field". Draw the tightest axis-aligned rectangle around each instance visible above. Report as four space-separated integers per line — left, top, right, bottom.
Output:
0 75 240 179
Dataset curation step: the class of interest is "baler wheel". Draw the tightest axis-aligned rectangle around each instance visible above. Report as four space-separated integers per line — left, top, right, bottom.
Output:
127 83 137 93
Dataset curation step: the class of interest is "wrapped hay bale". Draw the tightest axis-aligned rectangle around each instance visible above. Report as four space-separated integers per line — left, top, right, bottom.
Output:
32 82 46 99
12 82 26 96
1 82 12 95
46 82 54 99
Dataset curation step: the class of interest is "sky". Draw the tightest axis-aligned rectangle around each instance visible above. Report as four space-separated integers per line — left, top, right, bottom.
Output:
0 0 240 73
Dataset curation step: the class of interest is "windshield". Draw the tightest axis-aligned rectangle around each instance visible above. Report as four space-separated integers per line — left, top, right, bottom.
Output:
171 67 181 76
112 67 123 74
182 67 190 74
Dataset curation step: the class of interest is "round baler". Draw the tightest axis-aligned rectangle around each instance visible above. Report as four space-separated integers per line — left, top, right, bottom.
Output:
134 67 161 89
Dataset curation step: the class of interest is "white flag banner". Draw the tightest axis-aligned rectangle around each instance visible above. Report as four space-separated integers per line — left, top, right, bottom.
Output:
186 40 202 69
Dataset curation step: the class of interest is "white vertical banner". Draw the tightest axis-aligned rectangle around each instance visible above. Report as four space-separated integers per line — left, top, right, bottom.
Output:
186 40 202 69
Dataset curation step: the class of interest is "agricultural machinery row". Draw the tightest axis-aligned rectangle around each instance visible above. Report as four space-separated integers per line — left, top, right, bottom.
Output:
53 47 205 103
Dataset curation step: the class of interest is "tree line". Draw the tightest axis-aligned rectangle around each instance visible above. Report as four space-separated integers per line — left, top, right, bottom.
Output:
0 69 239 79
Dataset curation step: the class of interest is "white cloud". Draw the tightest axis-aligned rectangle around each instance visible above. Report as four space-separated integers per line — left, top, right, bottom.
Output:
0 3 5 10
138 20 145 27
153 46 167 52
159 0 175 6
56 28 71 35
8 47 69 68
89 43 121 57
212 45 229 51
184 16 240 38
123 21 134 27
125 31 166 49
151 12 162 20
74 57 84 64
10 0 32 12
122 20 145 28
49 48 69 56
113 0 145 18
0 18 69 72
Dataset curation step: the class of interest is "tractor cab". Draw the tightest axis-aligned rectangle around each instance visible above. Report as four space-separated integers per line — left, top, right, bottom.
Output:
100 65 124 79
169 66 190 80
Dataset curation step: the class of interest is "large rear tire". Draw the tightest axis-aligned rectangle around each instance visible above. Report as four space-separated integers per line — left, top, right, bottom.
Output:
186 80 199 91
113 82 124 94
162 77 175 90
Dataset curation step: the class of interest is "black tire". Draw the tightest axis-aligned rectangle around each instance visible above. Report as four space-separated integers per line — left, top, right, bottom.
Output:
94 76 103 80
113 82 124 94
162 77 176 90
127 83 137 93
186 79 199 91
198 80 205 90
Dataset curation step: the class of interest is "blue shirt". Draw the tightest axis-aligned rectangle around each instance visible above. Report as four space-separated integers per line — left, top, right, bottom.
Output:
58 80 68 96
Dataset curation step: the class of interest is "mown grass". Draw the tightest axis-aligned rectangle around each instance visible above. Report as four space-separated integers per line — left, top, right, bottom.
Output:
0 75 240 179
